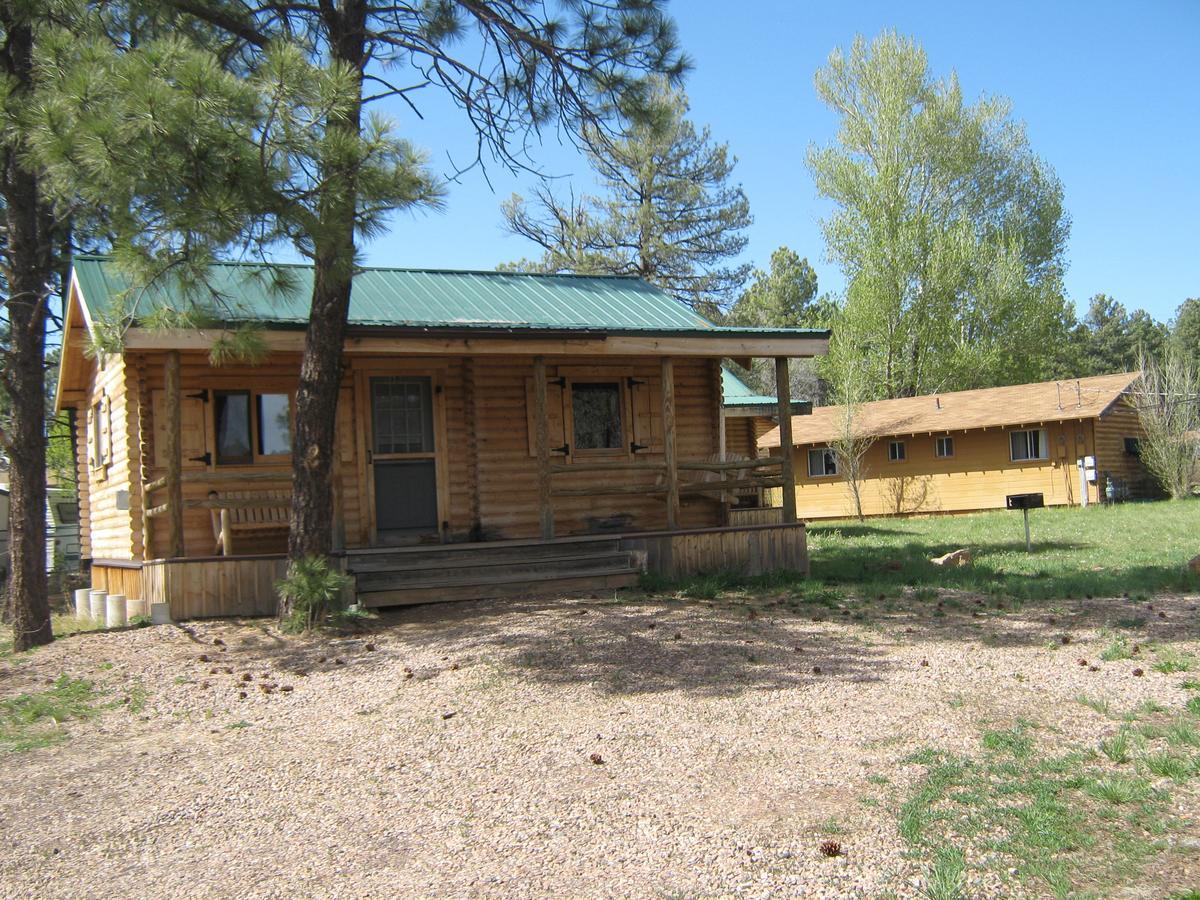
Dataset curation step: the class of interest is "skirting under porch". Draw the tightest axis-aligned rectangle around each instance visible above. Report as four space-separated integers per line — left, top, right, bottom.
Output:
88 521 808 619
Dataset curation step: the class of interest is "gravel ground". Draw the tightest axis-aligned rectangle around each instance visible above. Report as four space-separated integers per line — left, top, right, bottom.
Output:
1 590 1198 898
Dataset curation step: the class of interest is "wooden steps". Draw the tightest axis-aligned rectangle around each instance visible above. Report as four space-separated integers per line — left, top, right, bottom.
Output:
345 539 643 608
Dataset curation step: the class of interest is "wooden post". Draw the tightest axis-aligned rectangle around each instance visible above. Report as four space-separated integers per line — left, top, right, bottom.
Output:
164 350 184 557
714 359 729 526
775 356 797 524
533 355 554 540
661 356 679 530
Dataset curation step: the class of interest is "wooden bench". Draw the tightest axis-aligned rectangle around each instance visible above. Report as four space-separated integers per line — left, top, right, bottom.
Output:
210 490 290 555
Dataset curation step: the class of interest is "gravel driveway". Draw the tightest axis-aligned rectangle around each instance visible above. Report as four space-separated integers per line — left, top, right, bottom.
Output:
1 590 1198 898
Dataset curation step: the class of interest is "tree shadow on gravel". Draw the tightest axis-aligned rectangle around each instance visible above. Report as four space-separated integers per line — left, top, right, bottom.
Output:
374 597 893 698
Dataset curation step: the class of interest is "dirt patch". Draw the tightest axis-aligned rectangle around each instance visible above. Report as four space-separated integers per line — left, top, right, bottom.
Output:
0 592 1197 896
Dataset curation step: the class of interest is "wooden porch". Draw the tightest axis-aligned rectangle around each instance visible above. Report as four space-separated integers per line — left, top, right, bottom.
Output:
90 520 808 618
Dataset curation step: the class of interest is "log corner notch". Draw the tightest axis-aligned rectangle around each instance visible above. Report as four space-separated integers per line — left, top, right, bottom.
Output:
775 356 798 524
533 355 554 540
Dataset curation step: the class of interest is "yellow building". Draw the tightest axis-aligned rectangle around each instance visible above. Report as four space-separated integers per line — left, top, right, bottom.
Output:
757 373 1155 520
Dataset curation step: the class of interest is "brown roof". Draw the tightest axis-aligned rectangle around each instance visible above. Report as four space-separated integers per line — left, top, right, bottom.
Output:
759 372 1139 449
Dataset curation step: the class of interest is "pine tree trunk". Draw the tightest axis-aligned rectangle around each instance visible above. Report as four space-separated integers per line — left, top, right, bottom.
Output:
281 0 366 616
2 17 54 651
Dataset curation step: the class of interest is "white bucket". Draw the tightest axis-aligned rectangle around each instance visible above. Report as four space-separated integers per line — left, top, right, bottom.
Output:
74 588 90 619
106 594 127 629
127 598 148 620
88 590 107 621
149 602 172 626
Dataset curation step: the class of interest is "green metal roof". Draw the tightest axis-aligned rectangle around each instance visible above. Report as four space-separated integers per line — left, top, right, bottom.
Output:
722 366 779 407
71 256 831 339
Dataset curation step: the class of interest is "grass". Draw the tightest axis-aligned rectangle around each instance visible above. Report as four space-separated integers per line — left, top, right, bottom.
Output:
896 718 1180 897
1142 751 1194 782
642 501 1199 606
1099 729 1132 764
0 613 107 658
1076 695 1112 717
921 846 967 900
1153 649 1197 674
1086 776 1150 805
1101 637 1136 662
0 675 99 752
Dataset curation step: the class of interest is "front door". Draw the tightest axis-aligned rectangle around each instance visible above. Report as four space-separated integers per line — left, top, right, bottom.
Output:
369 376 439 544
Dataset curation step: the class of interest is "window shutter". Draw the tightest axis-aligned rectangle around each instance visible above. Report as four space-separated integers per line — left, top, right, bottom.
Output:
630 377 664 452
101 396 113 465
524 376 566 457
152 390 209 469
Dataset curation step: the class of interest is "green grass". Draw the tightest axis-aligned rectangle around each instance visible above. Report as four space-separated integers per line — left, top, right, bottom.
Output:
1153 649 1197 674
0 613 107 658
803 501 1199 602
1076 695 1112 717
1100 729 1132 764
1142 751 1194 782
1086 776 1151 805
1101 637 1136 662
921 846 967 900
896 719 1179 897
639 501 1199 607
0 676 99 752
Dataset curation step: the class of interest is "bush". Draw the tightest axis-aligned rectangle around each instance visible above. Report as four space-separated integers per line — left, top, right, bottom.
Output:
276 556 352 633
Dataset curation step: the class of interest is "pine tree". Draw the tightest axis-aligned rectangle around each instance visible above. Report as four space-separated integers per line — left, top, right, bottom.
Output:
502 80 750 315
0 1 81 649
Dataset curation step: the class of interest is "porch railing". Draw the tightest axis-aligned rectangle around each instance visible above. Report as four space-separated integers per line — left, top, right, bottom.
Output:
144 470 295 556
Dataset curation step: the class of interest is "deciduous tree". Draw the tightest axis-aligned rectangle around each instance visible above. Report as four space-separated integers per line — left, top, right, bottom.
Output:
1132 348 1200 499
808 31 1071 400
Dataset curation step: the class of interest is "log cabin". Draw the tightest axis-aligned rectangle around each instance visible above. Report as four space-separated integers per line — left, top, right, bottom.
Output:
752 373 1156 520
55 257 828 617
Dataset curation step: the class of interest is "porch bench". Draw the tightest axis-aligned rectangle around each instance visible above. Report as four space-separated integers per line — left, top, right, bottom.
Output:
210 490 290 555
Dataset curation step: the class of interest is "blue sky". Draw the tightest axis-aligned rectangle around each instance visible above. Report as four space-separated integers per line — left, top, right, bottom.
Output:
365 0 1199 324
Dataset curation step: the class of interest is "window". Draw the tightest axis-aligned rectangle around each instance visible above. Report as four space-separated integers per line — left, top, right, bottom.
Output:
808 447 838 477
935 436 955 458
55 502 79 525
1124 437 1141 457
214 391 253 465
888 440 906 462
1010 428 1048 462
257 394 292 457
371 377 433 455
571 382 623 451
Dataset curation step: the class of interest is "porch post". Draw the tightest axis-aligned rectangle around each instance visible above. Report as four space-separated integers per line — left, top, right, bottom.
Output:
533 355 554 540
661 356 680 529
775 356 798 524
164 350 185 557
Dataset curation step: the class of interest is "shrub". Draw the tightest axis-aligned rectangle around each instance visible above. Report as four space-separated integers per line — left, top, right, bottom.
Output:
276 556 352 633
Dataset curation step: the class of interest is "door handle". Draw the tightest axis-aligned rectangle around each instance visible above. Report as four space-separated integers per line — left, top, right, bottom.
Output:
552 443 570 455
189 452 212 465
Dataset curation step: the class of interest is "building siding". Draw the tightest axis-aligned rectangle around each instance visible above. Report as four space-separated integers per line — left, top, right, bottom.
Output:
764 418 1144 519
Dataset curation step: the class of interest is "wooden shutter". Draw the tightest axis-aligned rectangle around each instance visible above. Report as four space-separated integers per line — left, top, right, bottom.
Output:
524 376 566 457
630 376 664 453
152 390 209 469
